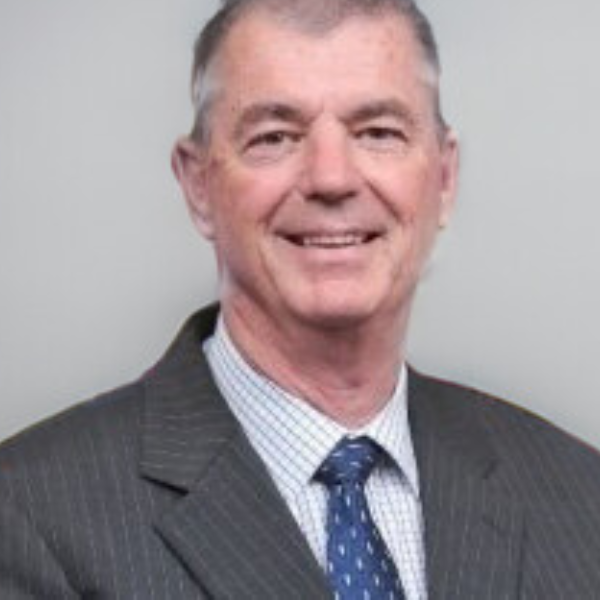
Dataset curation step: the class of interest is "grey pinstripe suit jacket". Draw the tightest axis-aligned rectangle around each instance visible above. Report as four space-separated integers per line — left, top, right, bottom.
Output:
2 304 600 599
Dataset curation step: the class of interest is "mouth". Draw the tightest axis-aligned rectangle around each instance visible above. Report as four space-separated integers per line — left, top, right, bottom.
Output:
282 231 381 248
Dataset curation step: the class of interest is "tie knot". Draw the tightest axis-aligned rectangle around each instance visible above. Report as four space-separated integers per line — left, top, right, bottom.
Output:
316 436 382 487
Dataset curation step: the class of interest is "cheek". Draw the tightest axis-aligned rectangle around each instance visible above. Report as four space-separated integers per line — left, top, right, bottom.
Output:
370 166 439 226
207 171 287 260
403 191 444 248
214 168 299 239
372 166 445 259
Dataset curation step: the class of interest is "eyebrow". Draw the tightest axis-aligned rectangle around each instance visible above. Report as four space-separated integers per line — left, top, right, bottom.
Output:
233 98 419 139
345 99 418 128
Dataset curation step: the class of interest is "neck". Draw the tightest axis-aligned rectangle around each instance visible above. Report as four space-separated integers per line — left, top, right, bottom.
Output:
222 300 410 429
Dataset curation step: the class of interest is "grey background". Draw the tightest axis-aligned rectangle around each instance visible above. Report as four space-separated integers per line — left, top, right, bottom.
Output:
2 0 599 447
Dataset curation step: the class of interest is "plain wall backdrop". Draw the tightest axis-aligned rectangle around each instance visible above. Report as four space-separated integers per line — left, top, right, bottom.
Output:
2 0 599 447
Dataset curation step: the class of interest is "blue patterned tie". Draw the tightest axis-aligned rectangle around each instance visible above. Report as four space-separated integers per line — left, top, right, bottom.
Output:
316 436 405 600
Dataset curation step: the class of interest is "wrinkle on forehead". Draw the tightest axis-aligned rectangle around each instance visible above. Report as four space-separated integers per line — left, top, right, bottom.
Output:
259 7 437 88
205 10 440 143
235 0 394 37
216 11 433 89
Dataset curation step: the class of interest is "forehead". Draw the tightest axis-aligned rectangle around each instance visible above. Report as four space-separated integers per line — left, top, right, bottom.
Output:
209 9 433 117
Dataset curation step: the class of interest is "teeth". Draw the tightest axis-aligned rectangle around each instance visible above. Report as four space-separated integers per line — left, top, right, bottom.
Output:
300 233 367 248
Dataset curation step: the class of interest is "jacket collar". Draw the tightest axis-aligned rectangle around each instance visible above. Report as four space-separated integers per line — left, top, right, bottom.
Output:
140 305 331 599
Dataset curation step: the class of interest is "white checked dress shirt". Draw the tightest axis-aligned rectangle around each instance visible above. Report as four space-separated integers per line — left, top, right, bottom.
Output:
204 318 427 600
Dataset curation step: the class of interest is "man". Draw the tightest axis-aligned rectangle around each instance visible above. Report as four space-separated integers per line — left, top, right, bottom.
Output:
1 0 599 598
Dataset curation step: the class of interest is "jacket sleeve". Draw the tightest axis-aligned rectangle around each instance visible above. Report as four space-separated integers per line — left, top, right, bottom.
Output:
0 500 79 600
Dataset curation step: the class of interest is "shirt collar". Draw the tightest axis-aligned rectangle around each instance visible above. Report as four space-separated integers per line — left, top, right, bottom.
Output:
204 316 419 501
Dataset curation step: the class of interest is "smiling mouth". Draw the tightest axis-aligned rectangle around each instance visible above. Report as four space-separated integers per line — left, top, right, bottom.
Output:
284 232 381 248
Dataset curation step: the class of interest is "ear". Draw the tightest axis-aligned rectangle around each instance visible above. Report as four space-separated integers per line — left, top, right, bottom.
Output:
437 128 460 229
171 136 216 240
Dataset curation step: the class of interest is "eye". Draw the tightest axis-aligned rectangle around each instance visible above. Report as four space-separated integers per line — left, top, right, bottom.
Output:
356 126 408 151
243 130 302 162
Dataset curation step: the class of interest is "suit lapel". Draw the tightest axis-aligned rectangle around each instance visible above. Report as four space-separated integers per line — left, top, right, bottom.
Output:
139 307 330 599
409 370 524 600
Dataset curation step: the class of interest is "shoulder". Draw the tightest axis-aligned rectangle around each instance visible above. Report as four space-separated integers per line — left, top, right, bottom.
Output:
0 304 221 479
0 380 154 577
0 381 144 491
410 368 600 494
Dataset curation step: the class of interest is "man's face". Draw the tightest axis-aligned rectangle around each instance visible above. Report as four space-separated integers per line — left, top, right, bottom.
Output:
177 10 458 331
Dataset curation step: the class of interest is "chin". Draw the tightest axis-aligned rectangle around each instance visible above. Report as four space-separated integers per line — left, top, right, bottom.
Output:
289 295 384 332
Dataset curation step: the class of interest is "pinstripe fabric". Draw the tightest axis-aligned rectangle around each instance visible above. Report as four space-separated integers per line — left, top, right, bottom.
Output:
1 304 600 599
409 372 600 600
0 306 329 600
204 317 426 600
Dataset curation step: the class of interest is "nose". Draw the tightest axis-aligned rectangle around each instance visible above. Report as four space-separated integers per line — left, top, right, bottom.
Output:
299 126 361 204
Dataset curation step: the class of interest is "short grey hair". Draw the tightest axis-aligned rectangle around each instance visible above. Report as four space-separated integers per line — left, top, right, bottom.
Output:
189 0 445 143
